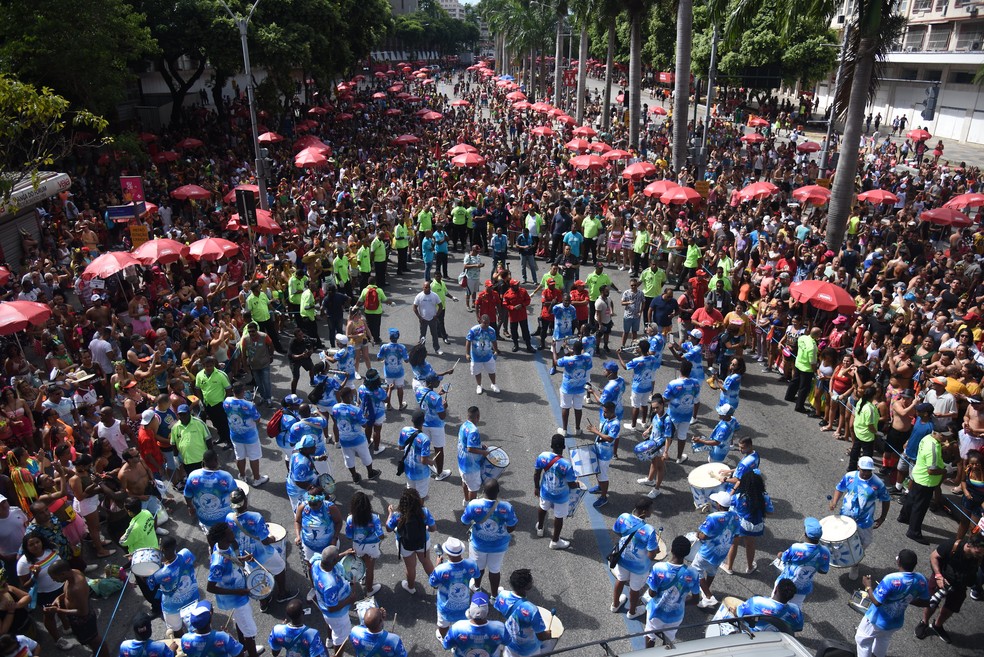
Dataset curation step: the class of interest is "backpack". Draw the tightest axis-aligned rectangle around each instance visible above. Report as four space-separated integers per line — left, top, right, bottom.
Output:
308 378 328 404
266 409 284 438
364 286 380 312
396 512 427 552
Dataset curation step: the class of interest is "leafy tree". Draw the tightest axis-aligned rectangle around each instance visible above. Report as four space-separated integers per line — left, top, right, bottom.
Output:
0 0 156 115
0 75 108 209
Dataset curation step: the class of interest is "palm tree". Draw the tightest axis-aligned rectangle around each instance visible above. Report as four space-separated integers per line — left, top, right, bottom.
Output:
712 0 905 249
553 1 569 106
482 0 554 100
600 0 620 132
571 0 598 123
672 0 693 171
621 0 652 150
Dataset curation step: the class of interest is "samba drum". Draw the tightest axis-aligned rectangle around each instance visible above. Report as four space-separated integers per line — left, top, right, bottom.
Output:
633 440 662 462
340 554 367 583
684 532 702 564
610 535 667 578
537 607 565 653
130 548 162 577
819 515 864 567
245 563 275 599
317 473 337 498
481 446 509 481
355 596 379 623
687 462 730 511
267 523 287 560
849 589 873 614
570 446 599 477
704 597 744 638
567 482 588 518
235 480 250 498
179 600 201 629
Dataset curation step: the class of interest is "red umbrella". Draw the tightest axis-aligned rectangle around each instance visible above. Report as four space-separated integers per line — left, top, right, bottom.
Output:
387 84 404 93
572 126 597 138
857 189 899 205
907 129 931 142
392 134 421 146
531 126 555 137
420 111 443 121
660 186 703 204
334 112 354 122
568 154 608 171
622 162 657 180
747 117 770 128
446 143 478 156
308 106 328 116
451 99 471 107
0 301 52 335
230 209 282 235
171 184 212 201
188 238 240 261
175 137 204 149
589 142 611 153
944 193 984 209
223 184 261 204
293 135 331 153
294 148 328 167
132 239 190 265
790 280 855 313
791 185 831 206
796 141 821 153
740 133 766 144
531 102 553 113
0 267 9 286
82 251 142 279
506 91 526 101
372 92 388 100
643 180 679 197
138 132 157 143
737 181 779 202
565 138 591 152
512 100 531 110
920 207 973 228
602 149 631 161
451 153 487 168
385 108 402 116
258 132 285 144
556 115 576 126
152 151 179 164
649 106 667 116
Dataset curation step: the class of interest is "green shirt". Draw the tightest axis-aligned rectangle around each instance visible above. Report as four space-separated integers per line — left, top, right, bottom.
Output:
333 255 350 283
300 288 317 320
418 209 434 232
358 285 387 315
632 230 650 255
540 270 561 289
288 275 307 304
357 246 372 273
582 216 602 240
394 223 409 248
370 237 387 263
684 244 702 268
431 280 449 307
195 368 231 406
717 255 734 278
122 509 159 553
585 272 612 301
853 402 879 443
640 268 667 297
912 436 944 487
245 292 271 323
794 335 817 373
170 417 210 463
708 275 733 293
451 205 469 226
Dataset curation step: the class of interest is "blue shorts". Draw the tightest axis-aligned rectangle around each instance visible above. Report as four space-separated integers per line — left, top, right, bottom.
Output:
623 317 640 333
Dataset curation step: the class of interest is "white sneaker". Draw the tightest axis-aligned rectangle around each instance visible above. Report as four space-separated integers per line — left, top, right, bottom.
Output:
306 588 317 602
490 384 501 393
535 523 545 537
476 385 483 394
354 372 362 380
401 580 417 594
373 445 386 455
610 593 627 612
556 427 566 437
623 422 637 432
646 488 662 499
253 475 269 486
435 469 452 481
626 607 645 620
698 596 719 609
549 539 570 550
155 527 170 536
637 478 655 486
676 454 689 464
55 638 79 650
436 349 445 356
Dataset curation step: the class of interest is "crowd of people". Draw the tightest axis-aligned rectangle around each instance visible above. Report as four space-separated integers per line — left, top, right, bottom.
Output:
0 56 981 657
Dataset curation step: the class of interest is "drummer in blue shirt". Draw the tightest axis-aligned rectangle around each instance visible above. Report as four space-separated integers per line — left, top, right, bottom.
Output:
204 523 261 657
828 456 891 579
534 434 578 551
461 478 518 593
774 517 831 607
585 402 620 508
723 436 759 491
733 580 804 634
854 549 929 657
494 569 550 657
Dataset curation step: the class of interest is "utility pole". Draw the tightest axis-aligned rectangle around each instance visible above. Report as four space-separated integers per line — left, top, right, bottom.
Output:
697 24 719 180
819 23 851 176
219 0 269 212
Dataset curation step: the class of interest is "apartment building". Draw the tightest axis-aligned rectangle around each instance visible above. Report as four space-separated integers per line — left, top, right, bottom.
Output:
814 0 984 144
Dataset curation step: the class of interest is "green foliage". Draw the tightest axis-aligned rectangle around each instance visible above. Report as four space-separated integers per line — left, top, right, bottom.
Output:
393 6 481 54
0 0 156 115
0 74 108 208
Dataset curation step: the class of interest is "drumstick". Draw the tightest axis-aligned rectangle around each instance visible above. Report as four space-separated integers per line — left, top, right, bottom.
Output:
331 638 349 657
546 607 557 638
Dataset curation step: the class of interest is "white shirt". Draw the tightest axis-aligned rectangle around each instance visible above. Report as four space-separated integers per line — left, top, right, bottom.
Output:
89 337 115 372
414 291 442 321
96 420 129 457
925 389 957 431
0 506 28 556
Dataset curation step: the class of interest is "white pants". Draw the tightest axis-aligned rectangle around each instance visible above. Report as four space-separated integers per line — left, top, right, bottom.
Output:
229 602 258 638
322 612 352 647
408 476 431 499
645 615 681 643
341 442 373 469
469 545 506 573
423 424 446 448
855 616 895 657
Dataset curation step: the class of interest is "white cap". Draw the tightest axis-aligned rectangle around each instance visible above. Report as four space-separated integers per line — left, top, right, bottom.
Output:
690 328 703 340
709 491 732 508
140 408 157 425
857 456 875 470
335 334 349 345
442 537 465 557
715 403 734 416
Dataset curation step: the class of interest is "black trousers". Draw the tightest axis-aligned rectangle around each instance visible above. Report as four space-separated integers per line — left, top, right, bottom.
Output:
258 317 283 352
510 320 532 349
436 252 449 277
298 316 321 345
419 317 440 350
374 260 387 288
583 238 597 264
397 247 409 274
898 481 935 537
366 313 382 344
847 439 874 472
785 369 814 411
451 224 467 250
204 402 230 444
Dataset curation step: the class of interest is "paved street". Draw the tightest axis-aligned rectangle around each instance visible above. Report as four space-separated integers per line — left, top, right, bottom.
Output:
65 256 980 657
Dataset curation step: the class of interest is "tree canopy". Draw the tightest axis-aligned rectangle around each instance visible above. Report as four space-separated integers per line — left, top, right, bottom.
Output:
394 2 482 56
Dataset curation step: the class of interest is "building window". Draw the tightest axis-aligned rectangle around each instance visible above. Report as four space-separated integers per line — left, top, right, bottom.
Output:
934 0 948 12
901 68 919 80
904 26 928 49
913 0 932 10
954 22 984 50
926 26 952 50
924 69 943 81
949 71 975 84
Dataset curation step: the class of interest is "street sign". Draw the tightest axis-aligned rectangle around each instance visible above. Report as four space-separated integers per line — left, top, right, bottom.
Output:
817 178 831 189
236 188 258 227
695 181 710 197
120 176 145 203
129 225 150 248
107 203 145 221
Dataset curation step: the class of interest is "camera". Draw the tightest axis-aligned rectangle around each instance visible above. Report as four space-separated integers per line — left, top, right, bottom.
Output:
928 584 951 609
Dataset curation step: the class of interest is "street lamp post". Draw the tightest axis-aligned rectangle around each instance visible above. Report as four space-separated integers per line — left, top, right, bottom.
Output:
697 24 719 180
219 0 269 212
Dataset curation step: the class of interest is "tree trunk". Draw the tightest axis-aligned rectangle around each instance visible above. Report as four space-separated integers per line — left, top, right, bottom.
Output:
539 49 547 105
160 56 207 128
211 69 230 119
602 15 615 132
576 23 589 124
553 15 564 107
826 38 876 250
628 11 642 149
672 0 693 172
529 47 536 100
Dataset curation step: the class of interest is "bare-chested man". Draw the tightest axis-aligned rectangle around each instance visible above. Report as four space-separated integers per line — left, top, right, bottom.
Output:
85 294 117 330
955 397 984 488
47 559 107 653
119 447 162 518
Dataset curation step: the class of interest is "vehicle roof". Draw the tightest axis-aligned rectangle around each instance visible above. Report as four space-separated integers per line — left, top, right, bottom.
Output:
619 633 814 657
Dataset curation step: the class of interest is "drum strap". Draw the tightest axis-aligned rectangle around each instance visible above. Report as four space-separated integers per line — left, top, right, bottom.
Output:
472 500 499 529
362 630 389 657
400 430 420 466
